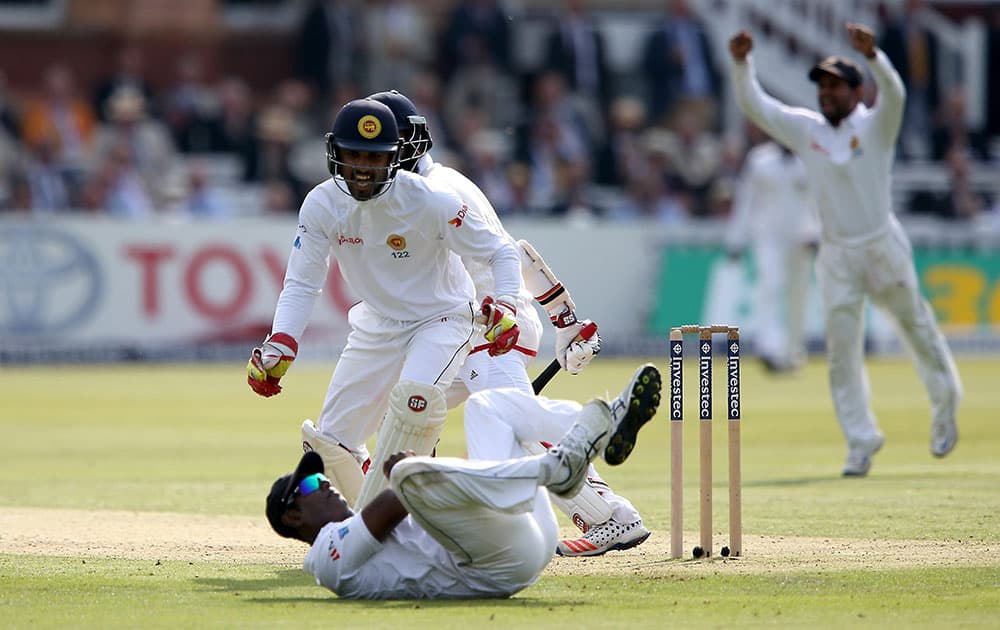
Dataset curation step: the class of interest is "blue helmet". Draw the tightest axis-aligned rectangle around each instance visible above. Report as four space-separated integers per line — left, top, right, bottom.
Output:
325 98 401 200
368 90 434 172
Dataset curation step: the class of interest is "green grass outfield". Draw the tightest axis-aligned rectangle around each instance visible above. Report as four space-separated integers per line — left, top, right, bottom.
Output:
2 356 999 628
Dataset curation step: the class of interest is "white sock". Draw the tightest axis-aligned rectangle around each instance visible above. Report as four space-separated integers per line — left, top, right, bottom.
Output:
535 451 560 486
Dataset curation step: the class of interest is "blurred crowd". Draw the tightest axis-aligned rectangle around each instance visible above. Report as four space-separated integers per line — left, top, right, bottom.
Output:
0 0 997 223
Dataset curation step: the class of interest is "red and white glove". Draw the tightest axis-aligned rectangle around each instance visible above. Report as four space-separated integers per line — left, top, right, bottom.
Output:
247 332 298 397
553 309 601 374
479 295 520 357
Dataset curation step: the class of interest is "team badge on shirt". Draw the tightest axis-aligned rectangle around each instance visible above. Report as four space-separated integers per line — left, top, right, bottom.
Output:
387 234 406 251
850 135 863 157
387 233 410 259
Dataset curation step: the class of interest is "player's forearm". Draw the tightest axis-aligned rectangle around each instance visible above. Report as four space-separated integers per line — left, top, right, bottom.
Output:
730 57 770 123
488 240 522 298
271 279 321 341
865 48 906 143
360 490 409 542
730 57 801 151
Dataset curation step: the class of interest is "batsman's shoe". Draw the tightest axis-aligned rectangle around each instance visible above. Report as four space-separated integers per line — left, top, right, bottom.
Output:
842 435 884 477
930 416 958 457
556 518 651 557
545 401 612 499
605 364 662 465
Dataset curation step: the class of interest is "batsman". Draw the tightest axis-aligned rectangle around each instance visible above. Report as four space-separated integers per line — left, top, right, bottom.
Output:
364 89 653 557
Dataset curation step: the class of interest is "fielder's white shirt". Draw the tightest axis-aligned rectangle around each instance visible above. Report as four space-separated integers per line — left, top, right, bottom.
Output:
731 50 905 245
304 514 521 599
271 169 520 338
726 142 820 249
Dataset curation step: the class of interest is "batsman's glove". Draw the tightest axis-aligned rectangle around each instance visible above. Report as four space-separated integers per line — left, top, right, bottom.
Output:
479 295 520 357
247 332 298 397
553 309 601 374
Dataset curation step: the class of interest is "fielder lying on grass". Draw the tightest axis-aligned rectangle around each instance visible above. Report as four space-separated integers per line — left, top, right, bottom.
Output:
265 364 661 599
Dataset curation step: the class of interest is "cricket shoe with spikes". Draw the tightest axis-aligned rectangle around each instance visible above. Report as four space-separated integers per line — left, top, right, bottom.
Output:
556 518 651 557
545 401 612 499
604 364 662 465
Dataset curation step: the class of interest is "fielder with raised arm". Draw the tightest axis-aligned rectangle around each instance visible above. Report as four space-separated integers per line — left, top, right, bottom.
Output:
728 23 961 475
365 90 650 556
247 98 522 504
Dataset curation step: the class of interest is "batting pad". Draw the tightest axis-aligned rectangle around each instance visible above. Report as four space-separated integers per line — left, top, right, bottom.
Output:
301 420 366 506
548 481 614 531
521 441 613 529
353 381 447 509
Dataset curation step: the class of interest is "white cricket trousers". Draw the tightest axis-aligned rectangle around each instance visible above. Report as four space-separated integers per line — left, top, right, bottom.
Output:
752 240 813 365
388 389 561 592
448 316 641 525
816 218 962 449
317 301 475 452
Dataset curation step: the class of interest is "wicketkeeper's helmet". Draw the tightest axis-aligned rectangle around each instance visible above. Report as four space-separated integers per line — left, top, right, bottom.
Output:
325 98 400 199
368 90 434 172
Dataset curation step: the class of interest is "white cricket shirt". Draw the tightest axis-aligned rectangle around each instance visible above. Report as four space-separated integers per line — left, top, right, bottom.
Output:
727 141 820 249
271 169 519 338
416 154 533 309
731 49 905 245
304 514 530 599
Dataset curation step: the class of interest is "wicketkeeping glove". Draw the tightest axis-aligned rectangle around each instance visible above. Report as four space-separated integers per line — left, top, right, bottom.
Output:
247 332 298 397
553 309 601 374
479 295 520 357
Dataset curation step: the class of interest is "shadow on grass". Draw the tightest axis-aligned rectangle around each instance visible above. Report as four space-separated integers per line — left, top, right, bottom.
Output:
194 568 310 592
196 572 570 608
748 472 939 487
193 569 586 610
745 476 836 487
240 596 570 608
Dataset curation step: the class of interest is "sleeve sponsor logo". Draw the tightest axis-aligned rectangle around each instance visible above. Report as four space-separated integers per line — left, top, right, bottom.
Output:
809 139 830 156
448 204 469 228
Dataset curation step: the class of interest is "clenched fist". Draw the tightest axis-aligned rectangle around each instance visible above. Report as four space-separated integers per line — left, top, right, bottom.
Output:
846 22 876 59
729 31 753 62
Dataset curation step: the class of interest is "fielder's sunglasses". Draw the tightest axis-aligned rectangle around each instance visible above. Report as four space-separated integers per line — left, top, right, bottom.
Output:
285 473 329 507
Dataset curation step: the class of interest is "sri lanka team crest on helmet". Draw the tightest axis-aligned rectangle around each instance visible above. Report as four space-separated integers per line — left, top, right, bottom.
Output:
358 115 382 139
386 234 406 251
